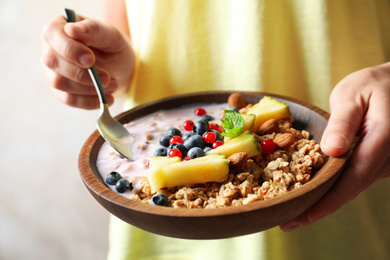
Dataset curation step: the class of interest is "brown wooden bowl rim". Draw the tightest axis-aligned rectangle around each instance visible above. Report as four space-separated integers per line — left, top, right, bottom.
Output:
78 91 349 219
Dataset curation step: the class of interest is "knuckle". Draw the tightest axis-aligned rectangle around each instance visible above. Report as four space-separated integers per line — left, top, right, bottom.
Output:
66 94 99 110
41 47 59 69
50 73 66 91
62 40 74 60
82 19 101 34
74 67 88 84
41 14 64 42
41 21 56 42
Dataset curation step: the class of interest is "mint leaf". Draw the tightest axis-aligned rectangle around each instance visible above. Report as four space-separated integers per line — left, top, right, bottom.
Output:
221 110 244 137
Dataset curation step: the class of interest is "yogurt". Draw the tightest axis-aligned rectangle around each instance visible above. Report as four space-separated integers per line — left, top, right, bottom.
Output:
96 103 228 198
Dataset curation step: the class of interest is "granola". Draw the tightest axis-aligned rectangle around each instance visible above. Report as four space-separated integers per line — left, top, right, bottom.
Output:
135 119 324 208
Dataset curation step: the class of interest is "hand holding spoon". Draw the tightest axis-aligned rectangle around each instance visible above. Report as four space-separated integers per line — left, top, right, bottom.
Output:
64 8 134 160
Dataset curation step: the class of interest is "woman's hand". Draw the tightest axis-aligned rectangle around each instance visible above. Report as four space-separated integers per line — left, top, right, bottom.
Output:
280 63 390 232
41 13 135 109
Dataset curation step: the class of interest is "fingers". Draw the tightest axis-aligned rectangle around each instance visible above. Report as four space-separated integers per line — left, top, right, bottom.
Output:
49 83 115 110
280 65 390 232
63 18 129 53
41 14 95 68
320 87 364 157
41 42 98 87
42 65 117 95
41 14 121 109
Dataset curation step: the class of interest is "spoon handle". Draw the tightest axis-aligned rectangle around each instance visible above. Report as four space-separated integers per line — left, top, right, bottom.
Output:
63 8 108 105
88 67 108 105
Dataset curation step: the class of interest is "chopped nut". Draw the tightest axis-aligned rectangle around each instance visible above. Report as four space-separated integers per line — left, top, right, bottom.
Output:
137 144 147 150
227 93 246 109
145 133 154 141
228 152 248 168
256 119 279 135
273 133 295 149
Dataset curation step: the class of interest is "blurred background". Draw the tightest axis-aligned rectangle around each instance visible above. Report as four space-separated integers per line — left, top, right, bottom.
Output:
0 1 126 259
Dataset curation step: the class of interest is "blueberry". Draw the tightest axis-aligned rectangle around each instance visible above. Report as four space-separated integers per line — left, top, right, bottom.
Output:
150 193 169 206
204 129 223 142
229 106 239 112
182 132 195 141
187 147 205 159
199 114 214 122
184 134 205 150
196 118 209 125
166 127 182 137
203 147 212 153
159 134 171 147
153 147 168 156
105 171 122 185
115 179 131 193
168 143 187 157
192 120 209 135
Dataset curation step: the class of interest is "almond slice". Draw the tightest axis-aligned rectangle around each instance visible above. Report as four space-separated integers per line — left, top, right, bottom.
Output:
273 133 295 149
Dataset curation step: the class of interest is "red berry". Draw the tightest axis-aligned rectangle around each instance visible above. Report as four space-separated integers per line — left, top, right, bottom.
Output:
212 141 224 149
183 157 192 161
261 139 276 154
194 107 206 116
169 148 182 159
203 132 216 143
169 135 183 145
183 120 194 131
208 124 222 133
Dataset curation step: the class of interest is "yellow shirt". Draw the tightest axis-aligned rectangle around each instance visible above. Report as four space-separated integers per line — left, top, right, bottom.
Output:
108 0 390 259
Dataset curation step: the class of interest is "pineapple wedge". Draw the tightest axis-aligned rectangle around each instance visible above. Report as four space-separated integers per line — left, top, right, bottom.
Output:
148 155 229 193
247 96 292 131
241 113 256 132
206 131 261 158
148 156 181 193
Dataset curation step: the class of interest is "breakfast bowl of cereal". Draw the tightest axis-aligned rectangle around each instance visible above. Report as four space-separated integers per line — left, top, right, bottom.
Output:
78 91 352 239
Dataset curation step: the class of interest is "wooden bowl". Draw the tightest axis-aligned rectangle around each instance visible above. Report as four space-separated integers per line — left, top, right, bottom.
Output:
78 91 351 239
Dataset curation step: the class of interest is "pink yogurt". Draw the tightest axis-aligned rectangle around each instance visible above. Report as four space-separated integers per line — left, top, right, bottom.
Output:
96 103 228 198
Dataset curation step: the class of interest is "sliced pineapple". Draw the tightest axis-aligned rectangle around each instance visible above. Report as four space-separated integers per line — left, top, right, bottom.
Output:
148 156 181 193
241 113 256 132
206 131 261 158
247 96 292 131
148 155 229 193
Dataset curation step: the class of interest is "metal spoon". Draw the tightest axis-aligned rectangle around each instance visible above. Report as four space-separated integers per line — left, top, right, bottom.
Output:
64 8 134 160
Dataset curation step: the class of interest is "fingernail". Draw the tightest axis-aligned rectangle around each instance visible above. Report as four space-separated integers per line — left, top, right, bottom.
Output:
281 222 301 233
307 211 328 223
79 53 93 67
324 134 346 149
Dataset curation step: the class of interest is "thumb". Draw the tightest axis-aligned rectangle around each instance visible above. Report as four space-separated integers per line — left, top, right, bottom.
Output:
321 90 363 157
64 19 126 53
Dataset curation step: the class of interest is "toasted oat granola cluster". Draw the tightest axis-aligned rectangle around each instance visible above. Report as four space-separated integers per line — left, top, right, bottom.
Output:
132 119 324 208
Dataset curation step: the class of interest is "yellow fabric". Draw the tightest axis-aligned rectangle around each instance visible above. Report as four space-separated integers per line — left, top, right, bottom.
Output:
124 0 390 111
107 0 390 259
